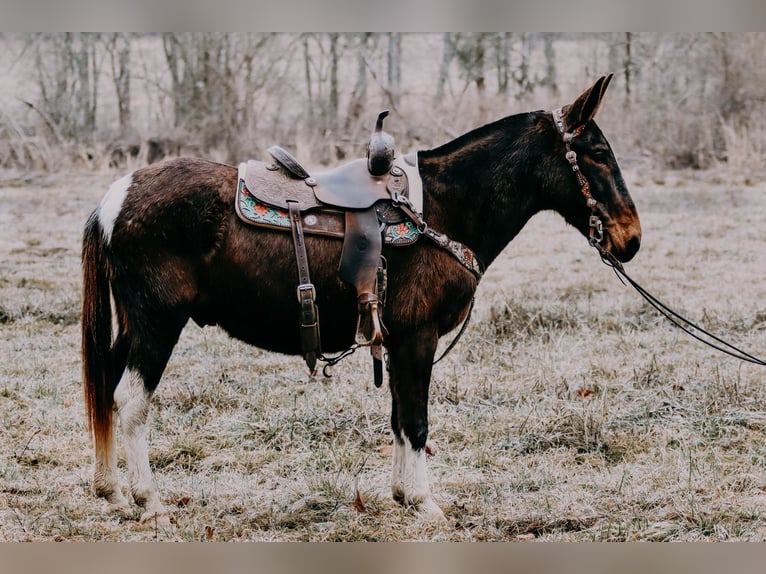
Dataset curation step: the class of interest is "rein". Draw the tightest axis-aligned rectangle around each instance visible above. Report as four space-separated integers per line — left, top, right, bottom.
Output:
552 108 766 367
595 245 766 366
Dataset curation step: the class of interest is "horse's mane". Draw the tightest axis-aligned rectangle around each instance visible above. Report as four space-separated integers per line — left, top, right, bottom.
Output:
419 109 545 159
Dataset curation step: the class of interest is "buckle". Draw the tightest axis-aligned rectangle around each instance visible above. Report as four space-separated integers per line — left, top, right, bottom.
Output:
589 216 604 243
296 283 316 303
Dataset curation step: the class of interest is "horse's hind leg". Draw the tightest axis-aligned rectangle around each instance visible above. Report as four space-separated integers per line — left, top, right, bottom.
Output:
387 329 445 520
94 430 131 514
93 333 132 515
113 310 186 525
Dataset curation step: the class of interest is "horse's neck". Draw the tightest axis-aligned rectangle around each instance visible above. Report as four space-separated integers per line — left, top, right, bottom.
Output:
418 146 541 270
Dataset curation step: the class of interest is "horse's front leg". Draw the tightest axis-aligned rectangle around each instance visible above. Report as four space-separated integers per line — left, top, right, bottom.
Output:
387 328 445 520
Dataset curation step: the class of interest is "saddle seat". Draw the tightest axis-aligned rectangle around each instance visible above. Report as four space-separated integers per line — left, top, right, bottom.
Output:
313 158 396 209
247 145 410 210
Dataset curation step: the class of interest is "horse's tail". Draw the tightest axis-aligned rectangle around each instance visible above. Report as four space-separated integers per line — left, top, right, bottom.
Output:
81 212 114 453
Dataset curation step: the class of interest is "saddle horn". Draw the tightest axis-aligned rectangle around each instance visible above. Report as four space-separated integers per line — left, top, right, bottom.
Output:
367 110 396 176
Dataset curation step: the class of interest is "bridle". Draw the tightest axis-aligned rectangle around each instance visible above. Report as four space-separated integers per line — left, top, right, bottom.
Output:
551 107 604 248
551 108 766 367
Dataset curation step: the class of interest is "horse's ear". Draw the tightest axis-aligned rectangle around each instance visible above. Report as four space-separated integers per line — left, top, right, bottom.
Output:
564 74 613 130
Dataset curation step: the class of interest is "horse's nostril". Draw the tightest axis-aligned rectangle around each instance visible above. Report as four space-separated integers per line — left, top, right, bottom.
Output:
627 235 641 255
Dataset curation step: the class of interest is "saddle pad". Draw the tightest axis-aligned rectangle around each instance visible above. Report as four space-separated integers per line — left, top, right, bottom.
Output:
400 153 423 214
235 175 420 246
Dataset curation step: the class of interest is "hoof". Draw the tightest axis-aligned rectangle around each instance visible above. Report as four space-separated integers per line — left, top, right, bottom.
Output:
393 491 447 522
416 498 446 522
107 501 134 518
100 488 133 518
139 510 171 527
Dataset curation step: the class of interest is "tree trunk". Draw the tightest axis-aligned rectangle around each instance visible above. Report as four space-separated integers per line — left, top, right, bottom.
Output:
302 35 313 106
346 32 370 128
474 32 487 95
624 32 633 107
542 32 558 97
107 33 132 134
435 32 454 101
328 32 340 134
33 33 101 140
387 32 401 107
495 33 510 95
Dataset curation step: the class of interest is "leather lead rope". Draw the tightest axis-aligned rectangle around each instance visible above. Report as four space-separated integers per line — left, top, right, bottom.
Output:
288 201 321 374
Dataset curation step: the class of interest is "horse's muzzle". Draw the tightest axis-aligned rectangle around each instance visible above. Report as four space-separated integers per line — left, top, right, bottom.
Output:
609 228 641 263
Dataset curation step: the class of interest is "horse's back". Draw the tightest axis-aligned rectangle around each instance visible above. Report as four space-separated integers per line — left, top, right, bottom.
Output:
103 158 235 258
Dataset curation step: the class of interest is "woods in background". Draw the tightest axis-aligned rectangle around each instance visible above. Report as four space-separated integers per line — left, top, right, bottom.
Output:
1 33 764 171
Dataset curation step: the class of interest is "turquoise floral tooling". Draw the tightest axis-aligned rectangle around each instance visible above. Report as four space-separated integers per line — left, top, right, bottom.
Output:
383 221 419 245
239 183 290 227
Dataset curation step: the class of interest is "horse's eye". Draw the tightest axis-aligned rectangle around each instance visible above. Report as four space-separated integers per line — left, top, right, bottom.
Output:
590 151 610 165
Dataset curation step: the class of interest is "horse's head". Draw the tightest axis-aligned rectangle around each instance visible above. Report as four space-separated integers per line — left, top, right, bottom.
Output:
546 74 641 263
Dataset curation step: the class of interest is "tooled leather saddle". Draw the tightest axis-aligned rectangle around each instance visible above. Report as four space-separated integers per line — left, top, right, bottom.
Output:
235 111 423 387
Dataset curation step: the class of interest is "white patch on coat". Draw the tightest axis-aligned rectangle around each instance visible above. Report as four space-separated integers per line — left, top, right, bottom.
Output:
98 172 132 245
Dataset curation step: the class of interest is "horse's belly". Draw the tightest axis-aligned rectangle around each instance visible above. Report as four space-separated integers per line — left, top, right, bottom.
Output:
191 286 360 355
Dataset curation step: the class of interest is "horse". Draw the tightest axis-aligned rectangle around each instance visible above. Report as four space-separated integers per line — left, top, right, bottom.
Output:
82 75 641 524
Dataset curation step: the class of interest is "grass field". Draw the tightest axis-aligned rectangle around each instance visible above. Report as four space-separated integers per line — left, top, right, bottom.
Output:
2 165 766 541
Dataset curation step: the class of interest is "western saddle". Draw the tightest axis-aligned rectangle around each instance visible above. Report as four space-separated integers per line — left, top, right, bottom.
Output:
236 111 423 387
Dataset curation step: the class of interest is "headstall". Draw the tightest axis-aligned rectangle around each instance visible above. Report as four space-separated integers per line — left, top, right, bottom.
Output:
551 107 604 247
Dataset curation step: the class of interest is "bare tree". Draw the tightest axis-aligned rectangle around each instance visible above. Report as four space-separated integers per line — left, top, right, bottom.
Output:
511 32 533 99
32 33 101 141
387 32 402 107
302 33 315 128
494 33 510 95
542 33 559 97
106 33 132 135
346 33 371 129
161 32 277 157
435 32 454 101
328 33 341 135
454 32 489 107
624 32 633 106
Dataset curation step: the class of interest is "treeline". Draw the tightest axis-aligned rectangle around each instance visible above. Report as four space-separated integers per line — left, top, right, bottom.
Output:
1 33 765 171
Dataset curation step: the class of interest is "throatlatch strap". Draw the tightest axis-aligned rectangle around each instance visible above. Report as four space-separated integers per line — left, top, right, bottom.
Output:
288 201 321 374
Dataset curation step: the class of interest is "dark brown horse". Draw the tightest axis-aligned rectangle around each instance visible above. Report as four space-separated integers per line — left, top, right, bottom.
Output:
82 75 640 523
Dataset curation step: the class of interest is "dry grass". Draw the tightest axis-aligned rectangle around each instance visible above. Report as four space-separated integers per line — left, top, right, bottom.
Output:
2 166 766 541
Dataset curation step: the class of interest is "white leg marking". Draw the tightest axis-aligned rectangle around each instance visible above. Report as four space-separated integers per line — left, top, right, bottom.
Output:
93 418 131 514
391 435 407 503
114 368 169 525
98 172 132 245
391 434 445 520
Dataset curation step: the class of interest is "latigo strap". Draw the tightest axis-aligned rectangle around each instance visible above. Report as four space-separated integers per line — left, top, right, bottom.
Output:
288 201 321 373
